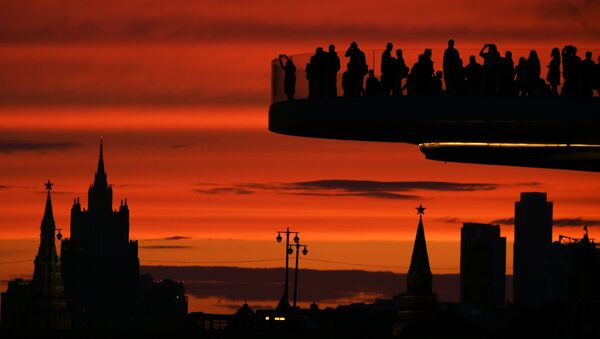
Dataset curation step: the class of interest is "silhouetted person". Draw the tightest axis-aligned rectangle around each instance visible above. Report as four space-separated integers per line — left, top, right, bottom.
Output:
443 39 461 95
515 57 528 96
464 55 483 95
392 49 409 96
432 71 444 96
526 50 541 95
365 69 381 96
454 57 467 95
479 44 502 95
580 51 596 97
546 47 561 96
342 64 361 97
381 42 395 95
500 51 516 95
279 54 296 101
306 47 326 98
411 49 435 95
325 44 341 97
345 41 368 97
561 45 581 96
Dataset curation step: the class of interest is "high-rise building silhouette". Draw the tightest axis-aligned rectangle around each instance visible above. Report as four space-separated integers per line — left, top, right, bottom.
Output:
1 182 70 329
460 223 506 308
60 140 140 329
513 192 553 306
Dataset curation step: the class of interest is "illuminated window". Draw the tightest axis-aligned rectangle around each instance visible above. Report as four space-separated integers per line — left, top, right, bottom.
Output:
265 316 270 320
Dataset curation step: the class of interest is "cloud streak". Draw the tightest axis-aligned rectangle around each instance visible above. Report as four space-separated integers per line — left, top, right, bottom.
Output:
441 216 600 227
0 140 80 153
163 236 192 241
194 180 534 200
1 1 598 44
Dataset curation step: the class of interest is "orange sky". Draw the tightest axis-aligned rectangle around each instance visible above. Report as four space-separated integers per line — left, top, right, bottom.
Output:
1 0 600 287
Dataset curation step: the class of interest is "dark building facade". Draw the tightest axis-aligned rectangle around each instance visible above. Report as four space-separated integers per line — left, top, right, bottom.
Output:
60 141 140 329
1 184 70 329
460 223 506 308
139 275 188 330
513 192 553 307
551 229 600 302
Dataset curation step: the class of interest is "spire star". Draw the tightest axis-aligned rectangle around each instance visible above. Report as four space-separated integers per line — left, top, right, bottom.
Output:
416 204 426 216
44 180 54 191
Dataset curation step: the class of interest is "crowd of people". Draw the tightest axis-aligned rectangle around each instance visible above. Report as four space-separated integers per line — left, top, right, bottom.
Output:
277 40 600 100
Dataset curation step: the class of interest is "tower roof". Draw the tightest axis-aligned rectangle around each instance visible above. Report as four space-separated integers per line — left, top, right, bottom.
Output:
94 139 108 187
42 181 55 225
407 205 432 294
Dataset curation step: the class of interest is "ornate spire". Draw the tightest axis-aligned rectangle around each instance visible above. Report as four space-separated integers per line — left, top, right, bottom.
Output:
42 180 55 225
94 138 107 187
407 204 432 295
31 180 68 328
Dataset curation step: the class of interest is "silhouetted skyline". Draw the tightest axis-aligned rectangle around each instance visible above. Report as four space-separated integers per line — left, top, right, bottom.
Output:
3 3 600 334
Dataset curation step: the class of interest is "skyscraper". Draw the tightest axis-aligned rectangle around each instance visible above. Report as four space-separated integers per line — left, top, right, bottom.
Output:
513 192 553 306
460 223 506 308
60 140 140 329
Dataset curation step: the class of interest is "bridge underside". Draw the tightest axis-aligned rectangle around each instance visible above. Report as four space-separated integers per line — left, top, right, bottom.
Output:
268 97 600 172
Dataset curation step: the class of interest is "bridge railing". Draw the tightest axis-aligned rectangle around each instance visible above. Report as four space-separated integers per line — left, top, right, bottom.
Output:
271 46 600 104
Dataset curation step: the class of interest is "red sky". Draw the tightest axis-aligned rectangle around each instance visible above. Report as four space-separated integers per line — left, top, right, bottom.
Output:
1 0 600 292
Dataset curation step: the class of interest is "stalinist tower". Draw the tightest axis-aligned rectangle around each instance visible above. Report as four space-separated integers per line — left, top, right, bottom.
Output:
60 140 140 329
28 180 70 329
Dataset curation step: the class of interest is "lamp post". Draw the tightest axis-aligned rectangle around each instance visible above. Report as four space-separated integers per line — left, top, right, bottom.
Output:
276 227 299 306
290 241 308 308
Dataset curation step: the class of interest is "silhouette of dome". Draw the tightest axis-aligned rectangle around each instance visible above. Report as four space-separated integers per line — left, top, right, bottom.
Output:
236 301 255 316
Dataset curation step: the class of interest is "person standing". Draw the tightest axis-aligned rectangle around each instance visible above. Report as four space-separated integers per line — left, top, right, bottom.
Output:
443 39 461 95
325 44 341 97
546 48 561 96
345 41 368 96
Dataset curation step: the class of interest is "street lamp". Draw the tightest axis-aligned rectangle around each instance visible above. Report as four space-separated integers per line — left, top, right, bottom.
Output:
292 242 309 308
275 227 299 308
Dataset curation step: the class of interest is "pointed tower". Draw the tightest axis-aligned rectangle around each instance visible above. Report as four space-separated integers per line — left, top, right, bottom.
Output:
29 180 70 329
88 138 113 213
61 139 140 329
407 204 433 295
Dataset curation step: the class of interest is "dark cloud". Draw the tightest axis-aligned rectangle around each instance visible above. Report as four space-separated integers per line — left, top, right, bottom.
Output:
285 180 500 192
489 217 600 227
141 266 514 306
0 185 10 190
436 217 468 224
195 180 525 200
0 140 80 153
288 191 418 200
553 218 600 227
0 1 598 44
490 218 515 225
193 187 254 195
163 236 192 241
